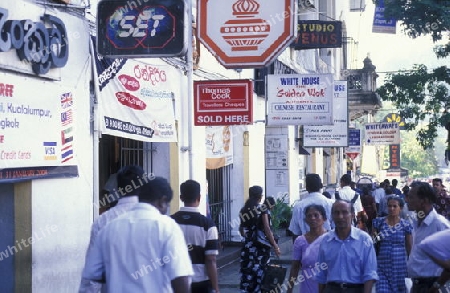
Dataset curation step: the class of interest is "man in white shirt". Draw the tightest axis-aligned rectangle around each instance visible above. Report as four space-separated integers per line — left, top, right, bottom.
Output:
81 176 193 293
372 182 386 212
336 174 363 214
288 173 334 240
79 165 147 292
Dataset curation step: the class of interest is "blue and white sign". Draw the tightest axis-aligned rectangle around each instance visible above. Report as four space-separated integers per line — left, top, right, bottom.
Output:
372 0 396 34
345 128 361 156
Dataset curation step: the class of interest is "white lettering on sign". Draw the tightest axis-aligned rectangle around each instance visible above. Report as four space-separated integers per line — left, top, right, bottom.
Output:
224 115 249 123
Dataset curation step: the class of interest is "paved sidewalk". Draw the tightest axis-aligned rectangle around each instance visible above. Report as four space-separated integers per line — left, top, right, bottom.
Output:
217 233 298 292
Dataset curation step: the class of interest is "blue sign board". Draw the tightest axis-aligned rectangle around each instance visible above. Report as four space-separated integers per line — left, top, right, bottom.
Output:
348 129 360 146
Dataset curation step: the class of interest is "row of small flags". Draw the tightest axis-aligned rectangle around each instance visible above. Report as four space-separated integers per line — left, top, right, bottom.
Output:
60 92 74 163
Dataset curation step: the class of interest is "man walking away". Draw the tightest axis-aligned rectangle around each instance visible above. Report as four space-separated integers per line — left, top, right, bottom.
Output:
172 180 220 293
81 176 193 293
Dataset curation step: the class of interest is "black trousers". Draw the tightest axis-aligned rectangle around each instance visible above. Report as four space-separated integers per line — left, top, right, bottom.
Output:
324 283 364 293
191 280 212 293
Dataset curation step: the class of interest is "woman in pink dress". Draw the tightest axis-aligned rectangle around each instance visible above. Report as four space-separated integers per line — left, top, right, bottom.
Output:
287 204 327 293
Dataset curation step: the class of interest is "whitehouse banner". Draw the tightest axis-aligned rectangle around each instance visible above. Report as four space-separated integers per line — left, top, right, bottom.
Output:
0 72 79 179
372 0 397 34
364 122 400 145
303 81 348 147
205 126 233 170
96 58 178 142
267 74 334 126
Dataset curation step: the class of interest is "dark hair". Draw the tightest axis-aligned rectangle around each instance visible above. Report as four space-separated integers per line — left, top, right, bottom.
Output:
410 181 437 203
180 180 201 203
306 173 323 192
332 199 355 214
116 165 146 196
385 186 394 195
340 174 352 186
304 204 327 220
361 187 370 196
249 185 263 198
387 195 405 208
241 186 263 214
263 196 276 209
433 178 443 185
322 191 332 199
392 179 398 187
402 185 410 196
139 176 173 203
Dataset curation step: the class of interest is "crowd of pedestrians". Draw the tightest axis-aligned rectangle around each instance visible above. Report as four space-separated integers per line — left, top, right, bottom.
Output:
76 165 450 293
285 174 450 293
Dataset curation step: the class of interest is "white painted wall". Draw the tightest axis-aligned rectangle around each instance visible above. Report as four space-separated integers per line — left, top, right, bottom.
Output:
2 2 95 291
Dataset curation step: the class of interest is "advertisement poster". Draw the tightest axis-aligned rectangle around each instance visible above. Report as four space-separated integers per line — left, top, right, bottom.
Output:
267 74 334 125
205 126 233 169
0 72 78 181
95 56 178 142
303 81 348 147
364 122 400 145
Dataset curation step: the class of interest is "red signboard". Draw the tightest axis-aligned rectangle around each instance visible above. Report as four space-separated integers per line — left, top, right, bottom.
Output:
194 80 253 126
197 0 296 68
346 152 359 160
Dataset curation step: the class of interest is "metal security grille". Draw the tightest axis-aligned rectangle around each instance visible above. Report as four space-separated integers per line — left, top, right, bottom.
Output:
207 165 232 243
119 137 145 167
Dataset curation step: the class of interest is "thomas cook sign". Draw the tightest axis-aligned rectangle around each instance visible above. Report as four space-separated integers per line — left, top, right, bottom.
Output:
197 0 296 68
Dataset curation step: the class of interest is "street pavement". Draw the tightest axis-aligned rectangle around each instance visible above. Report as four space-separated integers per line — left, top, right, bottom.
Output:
217 233 298 292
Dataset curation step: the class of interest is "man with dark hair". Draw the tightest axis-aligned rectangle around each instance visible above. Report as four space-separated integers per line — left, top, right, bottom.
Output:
316 200 378 293
336 174 363 219
81 176 193 293
407 181 450 293
391 179 403 197
80 165 147 292
432 178 450 220
288 173 334 241
171 180 220 293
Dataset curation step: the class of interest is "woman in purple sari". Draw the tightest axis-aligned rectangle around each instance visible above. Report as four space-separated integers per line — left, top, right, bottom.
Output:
287 204 327 293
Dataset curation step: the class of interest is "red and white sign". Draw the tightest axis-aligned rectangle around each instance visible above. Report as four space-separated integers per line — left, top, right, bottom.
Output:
346 152 359 160
197 0 296 68
194 80 253 126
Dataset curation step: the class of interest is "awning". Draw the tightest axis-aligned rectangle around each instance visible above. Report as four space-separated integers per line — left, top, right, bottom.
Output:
299 146 310 155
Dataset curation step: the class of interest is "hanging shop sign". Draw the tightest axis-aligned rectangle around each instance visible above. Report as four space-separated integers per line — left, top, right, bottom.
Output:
266 74 334 125
303 80 348 147
96 0 188 58
0 72 79 182
194 80 253 126
197 0 296 68
291 20 342 49
93 50 178 142
0 7 68 76
345 128 361 160
372 0 397 34
364 122 400 145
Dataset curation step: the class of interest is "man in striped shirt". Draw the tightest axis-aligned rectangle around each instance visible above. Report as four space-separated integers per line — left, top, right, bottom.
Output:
171 180 220 293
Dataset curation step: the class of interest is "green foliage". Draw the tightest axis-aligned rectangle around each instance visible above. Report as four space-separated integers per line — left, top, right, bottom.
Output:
400 129 439 178
270 194 292 231
377 65 450 150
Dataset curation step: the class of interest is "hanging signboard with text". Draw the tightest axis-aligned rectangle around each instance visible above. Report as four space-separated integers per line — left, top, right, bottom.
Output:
94 55 178 142
291 20 343 49
206 126 233 169
96 0 188 57
197 0 296 68
303 81 348 147
0 72 79 182
267 74 334 126
372 0 397 34
194 80 253 126
364 122 400 145
345 129 361 160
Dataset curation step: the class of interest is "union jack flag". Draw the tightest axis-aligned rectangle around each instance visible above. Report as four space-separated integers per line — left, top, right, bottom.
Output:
61 109 73 126
61 92 73 109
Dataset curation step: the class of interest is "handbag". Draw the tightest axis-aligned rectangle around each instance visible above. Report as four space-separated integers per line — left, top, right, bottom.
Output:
261 263 287 291
256 229 271 248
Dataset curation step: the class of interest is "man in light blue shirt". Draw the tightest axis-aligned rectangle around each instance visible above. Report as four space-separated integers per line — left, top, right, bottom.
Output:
288 174 334 241
406 181 450 292
316 200 378 293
